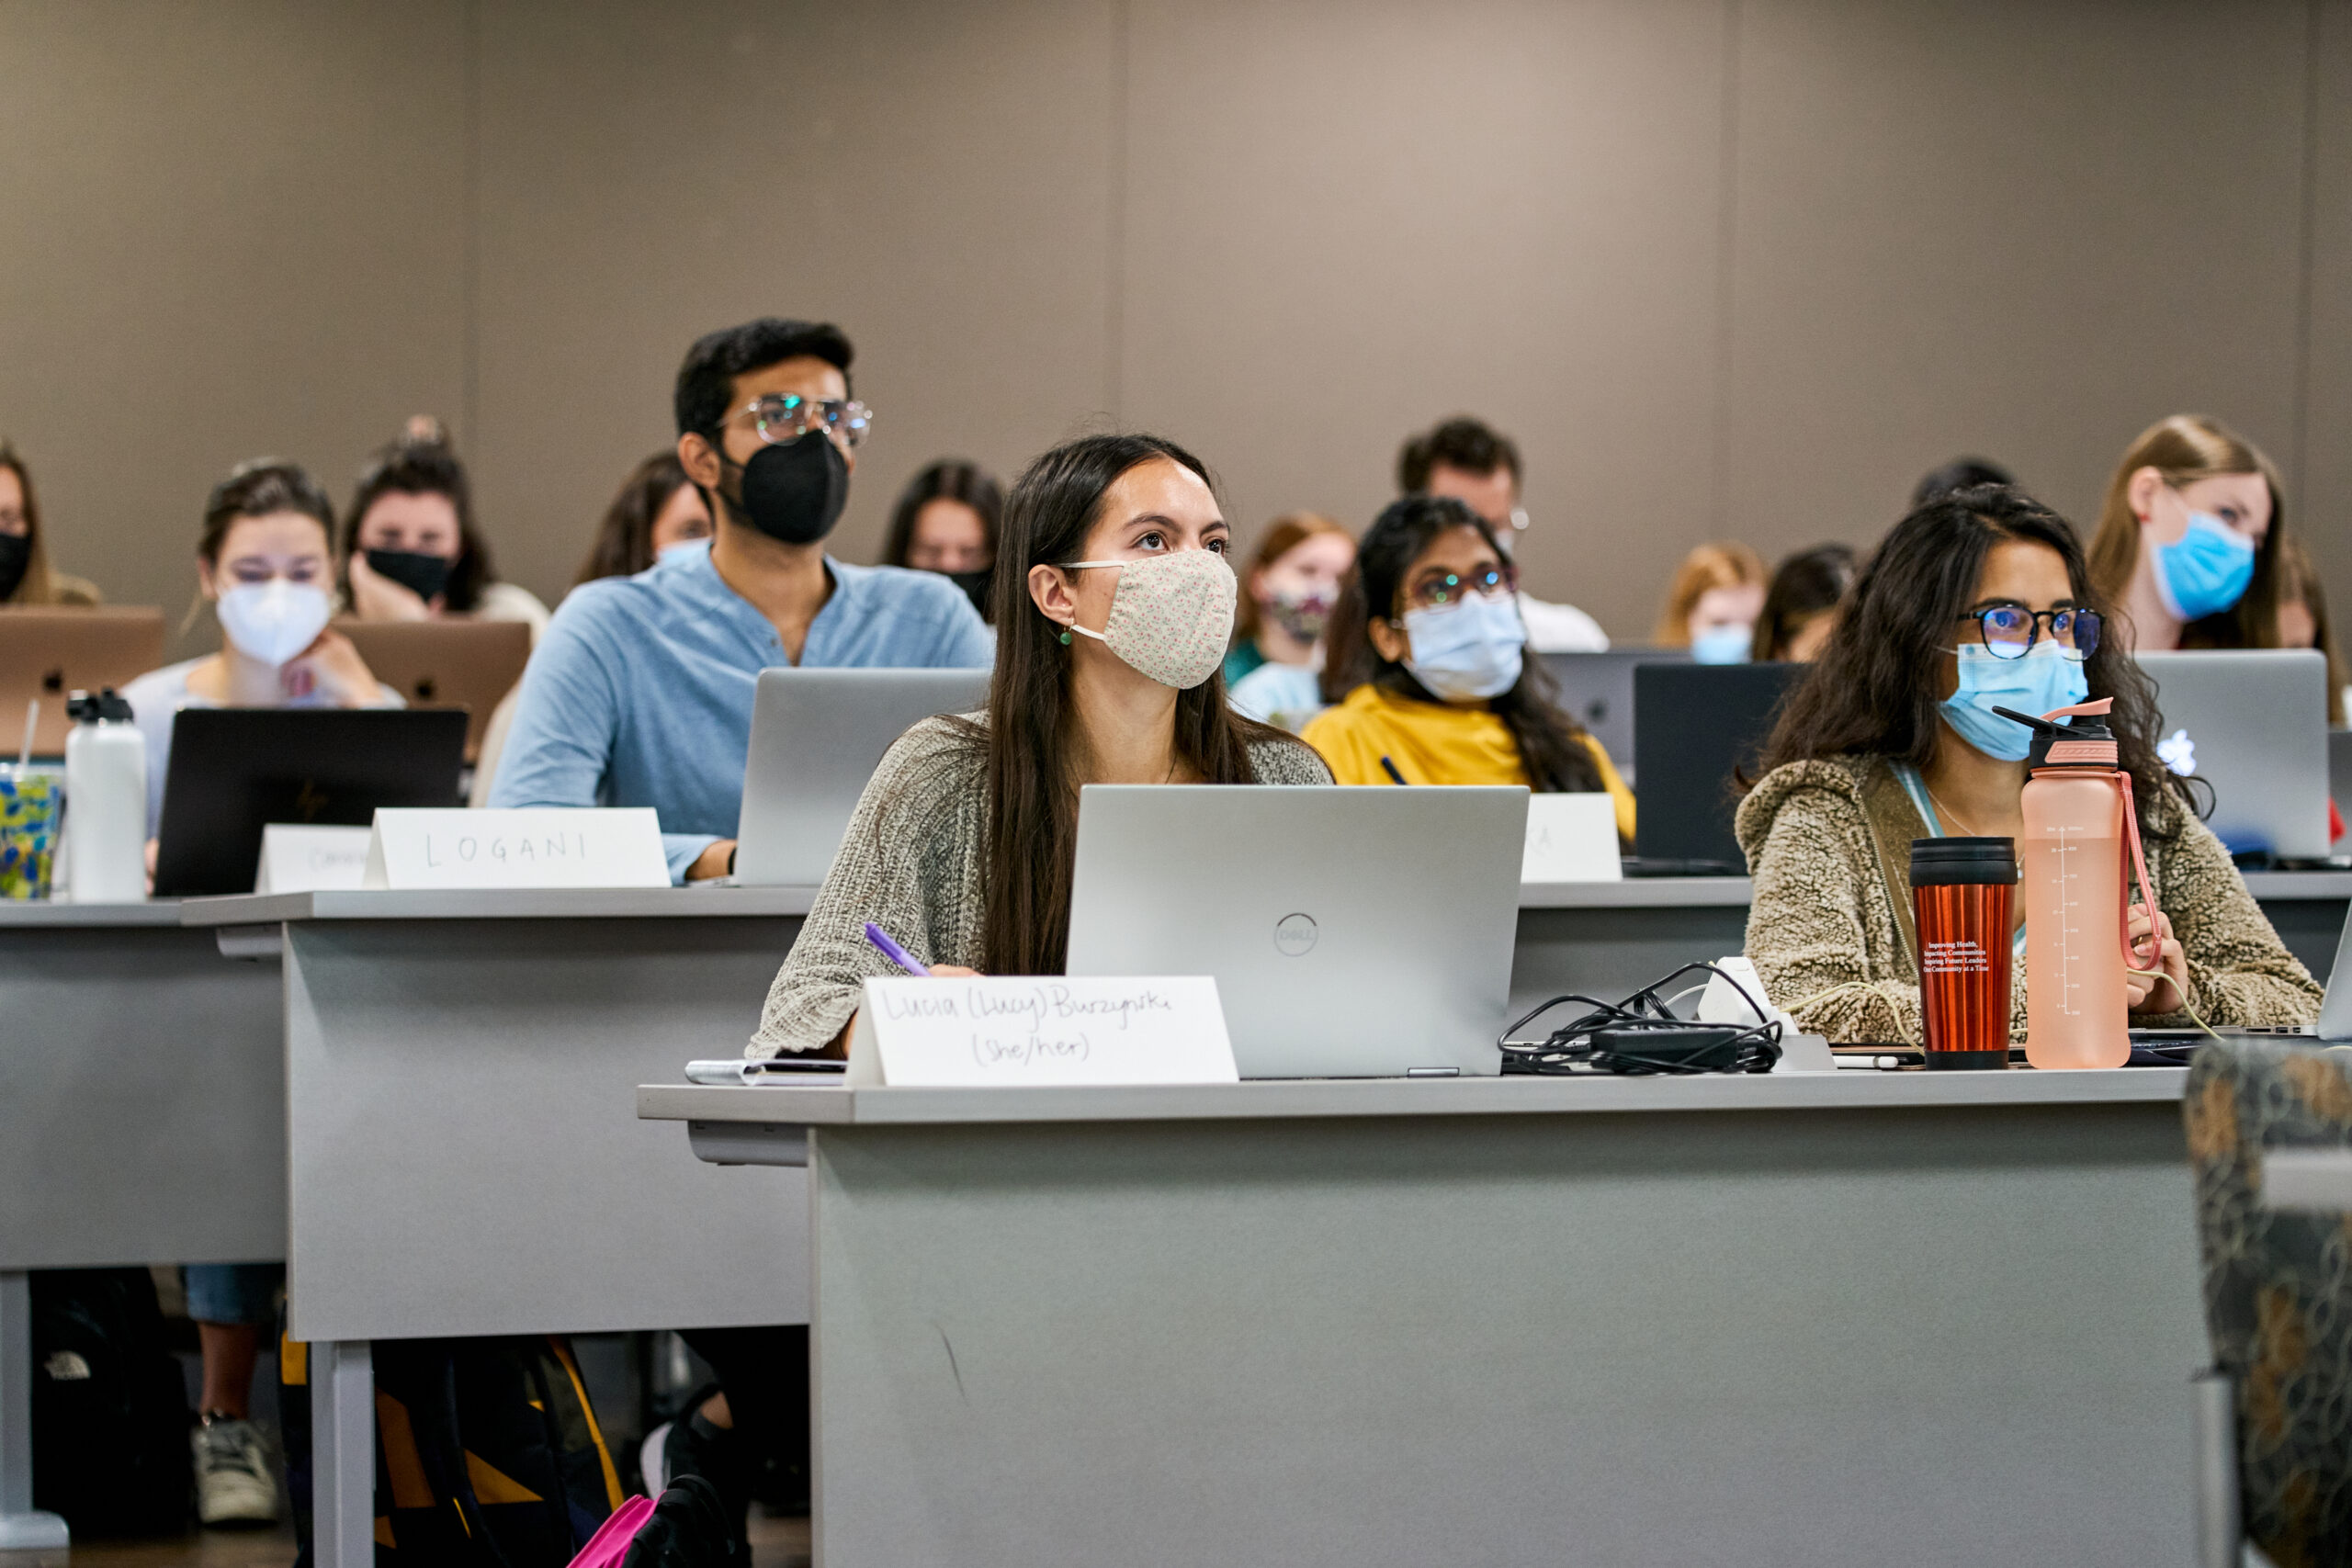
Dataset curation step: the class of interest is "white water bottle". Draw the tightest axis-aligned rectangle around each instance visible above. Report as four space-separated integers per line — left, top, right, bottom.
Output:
64 689 148 903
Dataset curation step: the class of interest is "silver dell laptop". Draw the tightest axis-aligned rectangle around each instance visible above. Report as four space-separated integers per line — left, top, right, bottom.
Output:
2132 650 2332 862
731 667 992 886
1064 784 1529 1077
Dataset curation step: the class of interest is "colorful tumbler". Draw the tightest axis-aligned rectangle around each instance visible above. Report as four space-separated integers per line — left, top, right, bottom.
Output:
0 769 63 900
1911 837 2018 1069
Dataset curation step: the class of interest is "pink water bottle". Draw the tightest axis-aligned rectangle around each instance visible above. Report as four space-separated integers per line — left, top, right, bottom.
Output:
1995 700 2160 1070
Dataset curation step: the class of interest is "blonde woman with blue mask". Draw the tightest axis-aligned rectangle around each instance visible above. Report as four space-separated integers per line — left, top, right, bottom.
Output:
2087 414 2287 653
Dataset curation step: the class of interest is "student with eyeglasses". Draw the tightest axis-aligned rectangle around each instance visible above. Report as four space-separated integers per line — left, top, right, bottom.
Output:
489 318 992 884
1736 485 2318 1046
1299 494 1634 839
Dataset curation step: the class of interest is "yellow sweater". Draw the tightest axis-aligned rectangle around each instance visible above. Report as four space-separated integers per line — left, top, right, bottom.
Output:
1300 684 1636 841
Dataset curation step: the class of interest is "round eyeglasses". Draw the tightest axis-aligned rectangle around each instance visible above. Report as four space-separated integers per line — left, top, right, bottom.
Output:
1405 564 1516 613
1957 605 2100 661
737 394 873 449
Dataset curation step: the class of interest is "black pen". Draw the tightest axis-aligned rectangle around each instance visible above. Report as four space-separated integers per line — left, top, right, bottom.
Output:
1379 755 1408 785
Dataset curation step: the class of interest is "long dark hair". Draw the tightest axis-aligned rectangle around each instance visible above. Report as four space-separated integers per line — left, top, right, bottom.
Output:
882 459 1003 569
960 433 1283 976
1757 485 2182 835
1752 542 1858 660
577 450 694 585
1321 494 1605 794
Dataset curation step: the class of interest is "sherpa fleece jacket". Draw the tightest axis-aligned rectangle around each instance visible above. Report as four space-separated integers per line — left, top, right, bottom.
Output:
1733 753 2320 1046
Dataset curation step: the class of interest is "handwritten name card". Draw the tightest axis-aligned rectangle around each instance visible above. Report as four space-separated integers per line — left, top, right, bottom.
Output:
254 824 374 894
362 807 669 891
847 975 1238 1088
1521 793 1623 882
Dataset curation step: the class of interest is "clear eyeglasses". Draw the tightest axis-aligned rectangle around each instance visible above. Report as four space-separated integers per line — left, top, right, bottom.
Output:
736 394 874 449
1957 605 2101 661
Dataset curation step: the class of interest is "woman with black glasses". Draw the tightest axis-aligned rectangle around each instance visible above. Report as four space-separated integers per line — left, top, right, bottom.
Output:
1301 494 1634 840
1735 484 2317 1045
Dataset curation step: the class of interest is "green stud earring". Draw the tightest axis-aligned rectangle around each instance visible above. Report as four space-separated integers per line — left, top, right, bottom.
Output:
1059 627 1072 646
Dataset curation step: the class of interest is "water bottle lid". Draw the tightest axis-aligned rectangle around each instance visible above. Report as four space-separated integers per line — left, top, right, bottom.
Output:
1910 836 2018 885
65 688 133 724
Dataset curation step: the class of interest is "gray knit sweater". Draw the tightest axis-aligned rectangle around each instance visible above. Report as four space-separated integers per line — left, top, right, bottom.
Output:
1734 753 2321 1045
750 715 1335 1055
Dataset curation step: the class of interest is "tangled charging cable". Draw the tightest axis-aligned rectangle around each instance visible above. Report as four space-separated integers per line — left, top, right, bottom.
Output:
1498 961 1784 1076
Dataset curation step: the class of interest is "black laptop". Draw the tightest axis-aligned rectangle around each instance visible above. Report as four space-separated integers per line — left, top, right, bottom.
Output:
1629 663 1806 874
153 708 469 897
1537 648 1690 778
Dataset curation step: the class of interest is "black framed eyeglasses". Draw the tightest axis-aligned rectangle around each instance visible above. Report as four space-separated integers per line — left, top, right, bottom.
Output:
1957 604 2100 661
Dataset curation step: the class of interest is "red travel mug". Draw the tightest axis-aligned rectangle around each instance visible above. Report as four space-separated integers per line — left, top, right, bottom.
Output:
1910 838 2018 1069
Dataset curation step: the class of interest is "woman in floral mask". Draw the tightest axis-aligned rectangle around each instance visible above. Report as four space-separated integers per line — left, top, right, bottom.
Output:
1221 513 1354 718
750 432 1330 1056
1302 494 1634 841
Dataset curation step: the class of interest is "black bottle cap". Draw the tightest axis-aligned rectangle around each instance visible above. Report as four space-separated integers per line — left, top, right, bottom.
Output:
1910 836 2018 886
65 688 133 724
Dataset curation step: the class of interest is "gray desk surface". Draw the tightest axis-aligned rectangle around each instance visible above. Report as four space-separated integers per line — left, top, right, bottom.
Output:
640 1065 2188 1130
164 866 2351 927
0 898 187 927
178 886 821 923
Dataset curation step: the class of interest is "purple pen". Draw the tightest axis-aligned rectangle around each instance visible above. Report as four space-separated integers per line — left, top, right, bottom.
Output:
864 921 931 976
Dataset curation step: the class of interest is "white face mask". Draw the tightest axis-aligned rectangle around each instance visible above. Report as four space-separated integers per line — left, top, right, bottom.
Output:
1061 548 1238 690
216 579 332 666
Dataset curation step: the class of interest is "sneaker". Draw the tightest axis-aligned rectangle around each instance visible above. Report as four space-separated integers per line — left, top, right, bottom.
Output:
193 1413 278 1527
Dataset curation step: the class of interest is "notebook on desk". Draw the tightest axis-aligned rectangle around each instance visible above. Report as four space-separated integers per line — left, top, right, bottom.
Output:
0 606 165 756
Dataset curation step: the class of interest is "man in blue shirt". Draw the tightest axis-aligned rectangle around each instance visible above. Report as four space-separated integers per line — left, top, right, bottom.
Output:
492 318 992 881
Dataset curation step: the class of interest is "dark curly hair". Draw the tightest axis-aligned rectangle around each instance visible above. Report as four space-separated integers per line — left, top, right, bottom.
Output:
1754 484 2186 837
342 424 493 613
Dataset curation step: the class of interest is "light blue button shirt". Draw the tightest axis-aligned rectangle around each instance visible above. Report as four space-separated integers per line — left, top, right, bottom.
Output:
489 542 993 881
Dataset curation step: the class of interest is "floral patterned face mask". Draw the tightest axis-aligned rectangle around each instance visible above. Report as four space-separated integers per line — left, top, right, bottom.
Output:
1058 547 1238 690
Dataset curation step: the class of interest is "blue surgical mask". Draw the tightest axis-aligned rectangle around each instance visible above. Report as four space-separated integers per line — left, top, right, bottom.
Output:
1690 625 1752 665
1401 592 1525 702
1939 642 2089 762
2151 511 2256 622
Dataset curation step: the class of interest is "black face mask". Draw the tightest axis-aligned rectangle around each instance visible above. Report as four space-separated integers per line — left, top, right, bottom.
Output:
947 568 994 621
365 547 455 604
722 434 849 547
0 532 28 602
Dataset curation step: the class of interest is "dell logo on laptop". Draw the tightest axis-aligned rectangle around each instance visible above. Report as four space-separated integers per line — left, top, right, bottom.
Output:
1273 912 1318 956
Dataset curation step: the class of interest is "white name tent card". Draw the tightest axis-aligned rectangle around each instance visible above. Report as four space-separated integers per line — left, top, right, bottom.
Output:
1521 793 1623 882
254 824 375 895
361 807 669 891
847 975 1238 1088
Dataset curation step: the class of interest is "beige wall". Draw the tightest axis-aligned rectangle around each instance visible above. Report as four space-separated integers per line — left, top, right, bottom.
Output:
2 0 2346 660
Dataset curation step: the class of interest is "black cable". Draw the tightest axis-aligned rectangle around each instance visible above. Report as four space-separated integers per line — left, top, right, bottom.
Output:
1498 961 1783 1076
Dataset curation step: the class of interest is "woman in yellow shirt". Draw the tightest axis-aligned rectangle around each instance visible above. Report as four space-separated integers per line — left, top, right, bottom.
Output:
1303 495 1634 840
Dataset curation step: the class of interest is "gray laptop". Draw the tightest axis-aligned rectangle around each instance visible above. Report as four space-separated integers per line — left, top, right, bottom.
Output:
1064 784 1528 1077
1537 648 1689 775
2132 649 2332 862
732 667 991 886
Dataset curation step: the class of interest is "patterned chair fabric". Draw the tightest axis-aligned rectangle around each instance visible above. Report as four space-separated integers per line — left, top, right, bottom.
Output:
2185 1040 2352 1568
